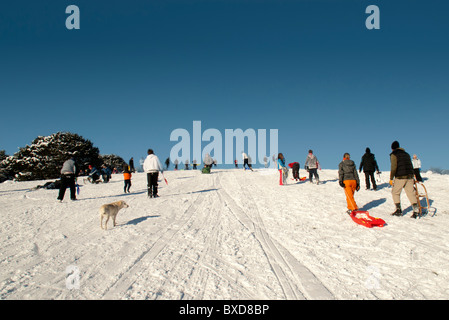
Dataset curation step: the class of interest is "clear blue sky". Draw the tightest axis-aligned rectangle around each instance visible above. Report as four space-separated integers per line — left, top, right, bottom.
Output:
1 0 448 170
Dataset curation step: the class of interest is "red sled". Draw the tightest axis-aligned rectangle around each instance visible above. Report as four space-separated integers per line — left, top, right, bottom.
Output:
350 210 386 228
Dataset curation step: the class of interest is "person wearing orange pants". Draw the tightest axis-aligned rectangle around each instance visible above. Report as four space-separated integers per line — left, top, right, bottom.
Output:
338 153 360 214
343 180 359 211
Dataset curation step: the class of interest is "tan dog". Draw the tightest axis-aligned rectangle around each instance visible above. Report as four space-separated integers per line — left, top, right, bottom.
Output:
99 200 129 230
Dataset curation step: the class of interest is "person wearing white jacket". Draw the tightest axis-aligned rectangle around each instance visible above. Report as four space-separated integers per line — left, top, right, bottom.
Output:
143 149 163 198
412 154 423 182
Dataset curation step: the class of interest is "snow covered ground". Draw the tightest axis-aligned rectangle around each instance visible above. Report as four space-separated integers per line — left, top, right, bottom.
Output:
1 168 448 300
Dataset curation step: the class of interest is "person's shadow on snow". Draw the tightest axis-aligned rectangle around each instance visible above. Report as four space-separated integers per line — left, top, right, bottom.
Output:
360 198 387 211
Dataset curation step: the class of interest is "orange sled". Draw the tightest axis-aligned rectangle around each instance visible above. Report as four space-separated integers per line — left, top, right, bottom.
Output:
350 210 386 228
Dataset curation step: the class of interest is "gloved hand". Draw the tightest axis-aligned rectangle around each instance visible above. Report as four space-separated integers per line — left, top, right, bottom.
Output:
389 180 394 186
339 181 345 188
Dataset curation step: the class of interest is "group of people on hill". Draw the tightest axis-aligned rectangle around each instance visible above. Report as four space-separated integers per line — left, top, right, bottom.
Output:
171 158 215 171
336 141 423 218
57 141 424 218
277 150 320 186
276 142 424 219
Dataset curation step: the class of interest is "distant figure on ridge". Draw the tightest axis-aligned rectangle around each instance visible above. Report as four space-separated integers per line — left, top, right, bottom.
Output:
305 150 320 184
359 147 380 190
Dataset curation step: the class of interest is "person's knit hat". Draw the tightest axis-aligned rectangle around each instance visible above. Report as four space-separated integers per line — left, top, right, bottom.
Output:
391 141 400 150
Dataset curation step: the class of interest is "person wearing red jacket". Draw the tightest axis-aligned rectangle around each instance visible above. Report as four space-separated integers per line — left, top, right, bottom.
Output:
288 162 300 181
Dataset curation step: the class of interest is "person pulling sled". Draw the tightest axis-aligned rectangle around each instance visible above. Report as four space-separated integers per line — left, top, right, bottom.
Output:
338 153 360 214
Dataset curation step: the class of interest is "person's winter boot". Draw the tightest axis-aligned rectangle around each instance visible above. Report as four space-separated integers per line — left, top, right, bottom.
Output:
392 203 402 216
411 203 420 219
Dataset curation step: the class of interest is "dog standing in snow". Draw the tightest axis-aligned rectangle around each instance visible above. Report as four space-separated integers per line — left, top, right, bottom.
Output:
99 200 129 230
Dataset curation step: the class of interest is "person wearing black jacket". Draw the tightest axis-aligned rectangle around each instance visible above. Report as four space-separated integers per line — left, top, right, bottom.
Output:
389 141 420 218
359 148 380 190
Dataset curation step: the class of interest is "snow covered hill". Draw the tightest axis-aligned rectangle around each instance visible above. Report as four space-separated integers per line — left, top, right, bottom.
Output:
1 168 448 300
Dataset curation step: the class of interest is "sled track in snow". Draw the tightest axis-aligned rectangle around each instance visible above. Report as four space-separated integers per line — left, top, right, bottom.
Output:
101 190 207 299
217 172 334 300
102 174 260 299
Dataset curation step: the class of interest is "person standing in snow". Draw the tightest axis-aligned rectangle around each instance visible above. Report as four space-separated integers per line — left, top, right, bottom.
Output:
305 150 320 184
165 157 170 170
129 157 135 173
389 141 420 218
412 154 423 182
123 164 132 193
242 152 253 171
277 153 288 185
143 149 163 198
57 156 78 202
174 158 178 171
338 153 360 214
359 147 380 190
234 159 238 168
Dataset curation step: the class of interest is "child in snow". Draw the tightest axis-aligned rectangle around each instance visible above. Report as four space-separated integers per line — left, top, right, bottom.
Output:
305 150 320 184
242 152 253 171
202 153 213 174
288 162 300 181
123 164 132 193
277 153 288 185
101 164 112 183
174 159 178 170
412 154 423 182
338 153 360 214
88 165 101 184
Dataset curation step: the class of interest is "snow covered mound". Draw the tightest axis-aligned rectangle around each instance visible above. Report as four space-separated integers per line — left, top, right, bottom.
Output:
1 168 448 300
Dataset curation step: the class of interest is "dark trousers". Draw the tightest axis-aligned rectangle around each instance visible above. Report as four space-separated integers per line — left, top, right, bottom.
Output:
414 169 423 182
292 164 300 180
364 171 377 189
57 174 76 200
124 179 131 193
308 168 319 182
147 172 159 196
